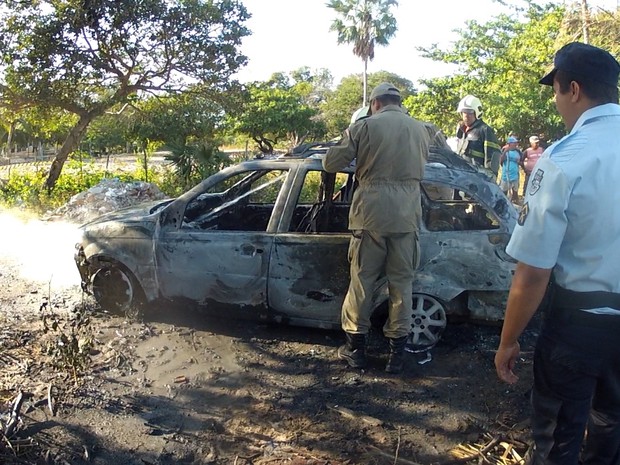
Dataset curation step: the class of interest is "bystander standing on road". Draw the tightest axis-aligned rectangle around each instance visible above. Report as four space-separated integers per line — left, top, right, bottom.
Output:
521 135 544 197
494 42 620 464
322 82 430 374
499 136 522 203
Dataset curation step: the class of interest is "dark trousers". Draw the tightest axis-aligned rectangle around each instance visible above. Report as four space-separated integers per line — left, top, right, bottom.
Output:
530 309 620 464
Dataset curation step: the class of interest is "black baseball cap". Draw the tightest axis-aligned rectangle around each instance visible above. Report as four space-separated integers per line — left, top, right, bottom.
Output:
539 42 620 87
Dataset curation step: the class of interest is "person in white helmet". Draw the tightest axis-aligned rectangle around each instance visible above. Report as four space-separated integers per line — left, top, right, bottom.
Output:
455 95 501 177
323 82 430 374
350 105 370 126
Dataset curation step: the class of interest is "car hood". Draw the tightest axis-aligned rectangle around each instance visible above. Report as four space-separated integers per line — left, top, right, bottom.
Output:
79 199 172 228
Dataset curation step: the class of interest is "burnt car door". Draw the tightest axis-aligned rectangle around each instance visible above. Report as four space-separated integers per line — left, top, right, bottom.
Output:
416 172 516 320
267 167 358 328
154 167 290 310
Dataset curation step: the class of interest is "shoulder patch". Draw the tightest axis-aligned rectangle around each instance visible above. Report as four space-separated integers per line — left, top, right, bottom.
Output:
529 168 544 195
518 202 529 226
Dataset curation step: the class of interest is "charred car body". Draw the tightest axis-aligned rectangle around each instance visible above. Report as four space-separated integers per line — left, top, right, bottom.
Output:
75 143 517 350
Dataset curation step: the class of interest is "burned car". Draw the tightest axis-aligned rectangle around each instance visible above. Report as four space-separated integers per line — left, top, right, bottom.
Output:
75 143 517 350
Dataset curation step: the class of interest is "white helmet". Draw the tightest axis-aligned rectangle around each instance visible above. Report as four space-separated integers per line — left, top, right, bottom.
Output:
350 106 370 126
457 95 483 118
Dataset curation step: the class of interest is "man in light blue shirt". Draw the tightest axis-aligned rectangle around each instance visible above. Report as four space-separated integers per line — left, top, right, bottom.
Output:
495 42 620 464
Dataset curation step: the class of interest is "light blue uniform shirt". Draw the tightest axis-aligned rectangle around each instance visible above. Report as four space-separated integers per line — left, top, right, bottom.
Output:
506 103 620 314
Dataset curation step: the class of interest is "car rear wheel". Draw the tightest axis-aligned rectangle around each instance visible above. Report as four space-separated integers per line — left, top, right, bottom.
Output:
406 293 447 353
90 261 143 316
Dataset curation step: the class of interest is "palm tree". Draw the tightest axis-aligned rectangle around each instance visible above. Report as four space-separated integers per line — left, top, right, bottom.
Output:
327 0 398 106
580 0 590 43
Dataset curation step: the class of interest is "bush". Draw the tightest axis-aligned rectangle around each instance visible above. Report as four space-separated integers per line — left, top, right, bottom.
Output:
0 165 172 214
0 149 233 213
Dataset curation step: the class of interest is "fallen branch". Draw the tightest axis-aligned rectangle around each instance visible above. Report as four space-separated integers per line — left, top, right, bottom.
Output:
47 384 55 417
1 431 17 456
366 445 422 465
327 405 383 427
4 391 24 438
442 435 501 465
394 426 402 465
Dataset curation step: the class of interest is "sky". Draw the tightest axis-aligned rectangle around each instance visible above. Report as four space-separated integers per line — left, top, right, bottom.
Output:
233 0 618 87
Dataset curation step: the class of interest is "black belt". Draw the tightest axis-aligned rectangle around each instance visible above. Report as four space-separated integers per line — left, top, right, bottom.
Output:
552 284 620 311
550 306 620 329
548 283 620 329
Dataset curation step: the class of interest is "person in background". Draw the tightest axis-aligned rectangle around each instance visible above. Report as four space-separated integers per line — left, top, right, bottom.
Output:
494 42 620 464
501 131 519 152
322 82 430 374
455 95 502 178
499 136 522 203
521 135 544 196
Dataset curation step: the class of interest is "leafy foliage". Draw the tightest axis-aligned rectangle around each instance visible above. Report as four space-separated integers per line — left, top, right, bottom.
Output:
83 112 130 154
1 104 78 157
558 2 620 57
165 141 233 190
321 71 415 137
0 155 177 212
233 78 327 153
1 167 119 212
404 2 566 144
0 0 250 188
41 301 93 382
127 87 236 147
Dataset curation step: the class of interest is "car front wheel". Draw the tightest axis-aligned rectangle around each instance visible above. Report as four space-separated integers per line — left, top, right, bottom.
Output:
90 261 143 316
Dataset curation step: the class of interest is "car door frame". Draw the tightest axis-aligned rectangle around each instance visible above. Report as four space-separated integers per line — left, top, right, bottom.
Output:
153 161 296 314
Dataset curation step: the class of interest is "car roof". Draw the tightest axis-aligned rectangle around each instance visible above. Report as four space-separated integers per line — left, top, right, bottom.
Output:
278 141 479 173
179 142 517 231
243 142 516 227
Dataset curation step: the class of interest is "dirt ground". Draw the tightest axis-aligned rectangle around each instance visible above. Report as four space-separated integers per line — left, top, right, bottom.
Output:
0 209 541 465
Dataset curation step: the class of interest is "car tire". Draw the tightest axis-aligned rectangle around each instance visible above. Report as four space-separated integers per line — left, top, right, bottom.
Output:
90 259 144 316
406 293 447 353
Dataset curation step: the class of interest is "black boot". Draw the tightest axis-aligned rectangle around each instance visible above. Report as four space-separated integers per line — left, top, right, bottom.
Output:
385 337 407 374
338 332 367 368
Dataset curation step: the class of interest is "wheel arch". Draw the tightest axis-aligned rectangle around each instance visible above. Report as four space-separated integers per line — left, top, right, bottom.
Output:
85 255 148 314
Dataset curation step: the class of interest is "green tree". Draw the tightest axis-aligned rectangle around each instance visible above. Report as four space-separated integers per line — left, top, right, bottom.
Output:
404 2 565 144
127 89 228 147
0 103 29 156
327 0 398 106
233 81 327 153
289 67 335 107
0 0 250 190
23 107 78 149
126 85 238 183
322 71 415 137
264 67 334 107
402 75 468 137
83 112 129 155
558 2 620 57
1 104 76 156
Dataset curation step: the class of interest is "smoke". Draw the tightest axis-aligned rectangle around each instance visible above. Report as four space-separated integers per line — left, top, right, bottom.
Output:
0 209 82 290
